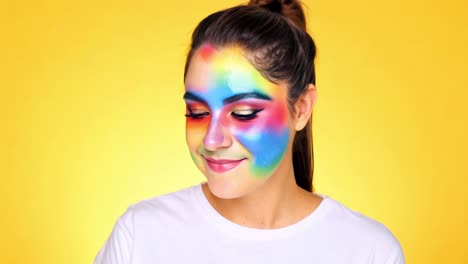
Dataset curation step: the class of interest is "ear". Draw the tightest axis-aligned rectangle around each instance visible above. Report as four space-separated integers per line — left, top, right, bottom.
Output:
294 84 317 131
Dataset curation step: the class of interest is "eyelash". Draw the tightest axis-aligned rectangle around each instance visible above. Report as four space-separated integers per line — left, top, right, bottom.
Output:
231 109 264 121
185 108 264 121
185 109 209 119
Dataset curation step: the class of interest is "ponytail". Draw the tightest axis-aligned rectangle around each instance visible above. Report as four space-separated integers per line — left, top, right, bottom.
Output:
293 119 313 192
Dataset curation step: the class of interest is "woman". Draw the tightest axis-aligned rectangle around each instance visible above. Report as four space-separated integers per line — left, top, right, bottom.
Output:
95 0 405 263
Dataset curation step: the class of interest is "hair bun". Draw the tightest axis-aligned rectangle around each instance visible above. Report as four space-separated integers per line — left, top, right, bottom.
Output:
248 0 306 31
264 0 283 13
249 0 288 14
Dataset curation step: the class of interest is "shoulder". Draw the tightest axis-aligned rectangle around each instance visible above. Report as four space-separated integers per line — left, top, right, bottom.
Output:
117 184 202 230
125 184 200 217
317 196 405 262
94 185 204 263
321 197 393 236
112 184 206 247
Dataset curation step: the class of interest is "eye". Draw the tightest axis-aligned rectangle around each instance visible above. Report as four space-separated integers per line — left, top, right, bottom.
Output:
231 109 264 121
185 108 210 119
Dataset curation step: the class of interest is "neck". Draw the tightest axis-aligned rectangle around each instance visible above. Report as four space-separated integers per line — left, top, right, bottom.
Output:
202 158 322 229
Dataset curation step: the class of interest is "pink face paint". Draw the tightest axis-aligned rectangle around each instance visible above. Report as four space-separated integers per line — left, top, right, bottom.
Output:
199 44 216 61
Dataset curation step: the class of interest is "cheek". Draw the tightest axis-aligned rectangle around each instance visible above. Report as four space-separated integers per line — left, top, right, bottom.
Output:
186 118 209 150
232 102 290 177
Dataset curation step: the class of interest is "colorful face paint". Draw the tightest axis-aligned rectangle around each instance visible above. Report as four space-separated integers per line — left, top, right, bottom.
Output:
184 44 291 197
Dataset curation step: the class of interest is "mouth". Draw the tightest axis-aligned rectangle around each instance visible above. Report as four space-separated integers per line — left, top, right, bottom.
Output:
202 155 246 173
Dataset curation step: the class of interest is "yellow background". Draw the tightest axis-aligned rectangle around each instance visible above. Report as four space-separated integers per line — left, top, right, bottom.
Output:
2 0 467 263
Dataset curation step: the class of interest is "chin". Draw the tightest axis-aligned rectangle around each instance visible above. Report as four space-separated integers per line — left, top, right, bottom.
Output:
205 172 267 200
205 176 242 199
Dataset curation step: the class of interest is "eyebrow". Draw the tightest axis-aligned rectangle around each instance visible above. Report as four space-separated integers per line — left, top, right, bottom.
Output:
223 92 271 104
183 92 208 105
183 91 272 105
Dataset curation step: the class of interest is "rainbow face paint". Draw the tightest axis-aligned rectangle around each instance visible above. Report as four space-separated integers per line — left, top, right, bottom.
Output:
184 44 291 197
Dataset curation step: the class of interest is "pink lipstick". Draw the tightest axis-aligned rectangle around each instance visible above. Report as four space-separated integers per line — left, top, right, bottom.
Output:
203 156 245 173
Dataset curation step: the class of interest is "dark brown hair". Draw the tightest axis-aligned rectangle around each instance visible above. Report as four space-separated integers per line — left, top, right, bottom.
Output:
184 0 317 192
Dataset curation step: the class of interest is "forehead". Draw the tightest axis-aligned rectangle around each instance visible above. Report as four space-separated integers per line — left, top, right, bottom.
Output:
184 44 284 100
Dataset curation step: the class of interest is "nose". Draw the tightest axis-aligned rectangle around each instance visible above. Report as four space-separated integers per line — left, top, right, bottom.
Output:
203 116 232 151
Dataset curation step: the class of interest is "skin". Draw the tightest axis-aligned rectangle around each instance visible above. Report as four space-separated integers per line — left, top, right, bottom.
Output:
184 43 322 228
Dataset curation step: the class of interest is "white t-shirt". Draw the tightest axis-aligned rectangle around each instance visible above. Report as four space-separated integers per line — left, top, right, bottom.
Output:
94 184 405 264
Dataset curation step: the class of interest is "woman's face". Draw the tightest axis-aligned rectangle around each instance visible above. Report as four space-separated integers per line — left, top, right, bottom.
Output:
184 44 293 198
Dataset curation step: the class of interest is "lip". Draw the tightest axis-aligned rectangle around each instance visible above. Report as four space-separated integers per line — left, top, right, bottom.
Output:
202 156 246 173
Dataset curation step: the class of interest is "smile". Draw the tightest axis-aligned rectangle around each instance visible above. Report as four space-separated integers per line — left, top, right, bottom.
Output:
203 156 246 173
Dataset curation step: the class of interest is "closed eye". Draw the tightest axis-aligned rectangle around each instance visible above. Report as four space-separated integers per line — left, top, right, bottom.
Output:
185 108 210 119
231 109 264 121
